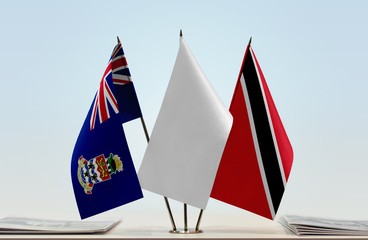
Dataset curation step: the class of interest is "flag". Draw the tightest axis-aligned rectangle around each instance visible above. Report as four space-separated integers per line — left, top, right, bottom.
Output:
71 41 143 219
210 42 293 220
138 36 233 209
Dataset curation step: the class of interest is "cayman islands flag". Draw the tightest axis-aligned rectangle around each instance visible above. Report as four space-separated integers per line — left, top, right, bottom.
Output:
71 41 143 219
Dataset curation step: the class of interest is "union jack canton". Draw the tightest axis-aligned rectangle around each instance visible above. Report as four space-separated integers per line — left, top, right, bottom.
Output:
90 43 133 130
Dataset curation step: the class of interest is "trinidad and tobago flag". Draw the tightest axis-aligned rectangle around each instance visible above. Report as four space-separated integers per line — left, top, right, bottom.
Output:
211 39 293 220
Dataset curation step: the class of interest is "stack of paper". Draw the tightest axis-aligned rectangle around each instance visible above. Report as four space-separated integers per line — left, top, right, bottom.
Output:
0 216 119 234
280 215 368 236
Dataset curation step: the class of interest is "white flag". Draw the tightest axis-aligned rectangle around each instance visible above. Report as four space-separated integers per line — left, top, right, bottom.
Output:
138 36 232 209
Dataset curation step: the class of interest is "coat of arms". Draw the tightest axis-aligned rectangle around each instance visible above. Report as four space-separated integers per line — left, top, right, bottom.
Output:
77 153 123 194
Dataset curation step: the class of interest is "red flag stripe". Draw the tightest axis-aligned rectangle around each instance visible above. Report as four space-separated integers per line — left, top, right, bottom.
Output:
98 80 108 122
104 81 119 111
112 59 127 70
113 79 131 85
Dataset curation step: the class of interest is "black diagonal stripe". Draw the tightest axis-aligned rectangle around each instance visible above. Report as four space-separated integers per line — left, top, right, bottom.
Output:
242 48 284 213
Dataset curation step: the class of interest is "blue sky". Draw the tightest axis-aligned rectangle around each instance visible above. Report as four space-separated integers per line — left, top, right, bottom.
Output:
0 0 368 222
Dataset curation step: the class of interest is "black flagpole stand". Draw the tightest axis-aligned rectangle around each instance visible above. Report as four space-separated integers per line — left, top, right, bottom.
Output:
116 36 177 232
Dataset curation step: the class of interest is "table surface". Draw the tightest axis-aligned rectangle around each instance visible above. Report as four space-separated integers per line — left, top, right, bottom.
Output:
0 213 367 240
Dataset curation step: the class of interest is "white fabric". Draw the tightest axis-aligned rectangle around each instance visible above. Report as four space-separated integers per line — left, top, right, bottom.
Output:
138 37 232 209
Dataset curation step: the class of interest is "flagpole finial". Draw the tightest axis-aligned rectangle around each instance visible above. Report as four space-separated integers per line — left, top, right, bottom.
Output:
180 29 183 37
248 36 252 46
117 36 121 44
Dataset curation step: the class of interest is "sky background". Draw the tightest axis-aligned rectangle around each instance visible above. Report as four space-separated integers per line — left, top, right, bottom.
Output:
1 0 368 225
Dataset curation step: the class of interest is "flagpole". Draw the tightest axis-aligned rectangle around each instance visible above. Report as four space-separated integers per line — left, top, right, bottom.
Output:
139 117 150 142
180 29 190 233
179 29 189 233
195 209 203 231
139 116 177 231
180 29 203 234
116 35 177 232
140 117 177 231
184 203 188 232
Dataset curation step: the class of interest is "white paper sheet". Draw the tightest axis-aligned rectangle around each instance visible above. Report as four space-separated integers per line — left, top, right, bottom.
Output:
0 216 119 234
280 215 368 236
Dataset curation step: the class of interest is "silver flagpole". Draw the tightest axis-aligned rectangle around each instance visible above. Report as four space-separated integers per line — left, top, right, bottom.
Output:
192 37 253 233
180 30 189 234
195 209 203 231
139 116 177 231
172 30 203 234
117 35 177 232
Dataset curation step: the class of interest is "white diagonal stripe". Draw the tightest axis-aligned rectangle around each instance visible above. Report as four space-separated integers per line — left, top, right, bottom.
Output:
240 73 275 219
112 55 124 62
112 74 131 81
112 65 128 72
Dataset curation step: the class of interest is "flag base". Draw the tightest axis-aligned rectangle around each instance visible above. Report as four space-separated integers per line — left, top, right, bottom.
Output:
169 229 203 234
